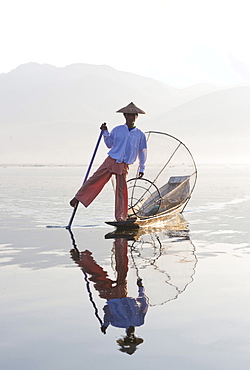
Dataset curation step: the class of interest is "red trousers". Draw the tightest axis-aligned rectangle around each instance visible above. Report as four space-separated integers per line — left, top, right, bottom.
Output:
73 239 128 299
75 156 129 221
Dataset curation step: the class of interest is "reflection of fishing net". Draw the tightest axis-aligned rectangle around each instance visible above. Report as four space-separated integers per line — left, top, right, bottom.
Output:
128 231 197 306
128 131 197 218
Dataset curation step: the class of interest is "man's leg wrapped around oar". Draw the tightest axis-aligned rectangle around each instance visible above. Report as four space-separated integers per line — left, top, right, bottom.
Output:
73 156 129 221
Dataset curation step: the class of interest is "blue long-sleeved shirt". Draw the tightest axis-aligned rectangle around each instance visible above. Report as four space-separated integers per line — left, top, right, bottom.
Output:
103 124 147 173
102 286 148 329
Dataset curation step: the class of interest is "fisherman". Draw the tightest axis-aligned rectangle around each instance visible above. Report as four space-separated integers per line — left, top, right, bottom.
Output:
70 102 147 221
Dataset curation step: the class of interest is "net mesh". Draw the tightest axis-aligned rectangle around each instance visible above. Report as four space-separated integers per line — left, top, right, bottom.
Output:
128 131 197 218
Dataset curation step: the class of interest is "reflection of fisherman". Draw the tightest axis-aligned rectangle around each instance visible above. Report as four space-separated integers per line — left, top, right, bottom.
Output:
101 276 147 332
70 238 148 354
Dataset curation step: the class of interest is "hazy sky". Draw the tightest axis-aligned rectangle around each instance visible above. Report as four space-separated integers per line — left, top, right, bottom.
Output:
1 0 250 87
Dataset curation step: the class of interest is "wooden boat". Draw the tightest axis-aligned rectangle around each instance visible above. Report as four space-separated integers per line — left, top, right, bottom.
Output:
106 131 197 230
105 213 189 239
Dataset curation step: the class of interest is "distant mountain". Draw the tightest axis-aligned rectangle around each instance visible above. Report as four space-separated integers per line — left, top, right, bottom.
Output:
154 86 250 164
0 62 248 164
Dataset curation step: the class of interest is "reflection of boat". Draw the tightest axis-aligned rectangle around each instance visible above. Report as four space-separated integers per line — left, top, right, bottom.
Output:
105 213 189 241
106 131 197 230
106 223 197 307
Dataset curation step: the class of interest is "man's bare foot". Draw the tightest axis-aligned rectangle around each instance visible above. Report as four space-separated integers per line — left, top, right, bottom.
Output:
70 197 79 208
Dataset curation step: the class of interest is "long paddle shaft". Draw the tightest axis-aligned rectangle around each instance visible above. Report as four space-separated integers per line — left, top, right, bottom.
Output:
67 130 103 229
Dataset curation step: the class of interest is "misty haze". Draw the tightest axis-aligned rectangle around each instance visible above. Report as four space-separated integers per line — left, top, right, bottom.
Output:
1 62 249 165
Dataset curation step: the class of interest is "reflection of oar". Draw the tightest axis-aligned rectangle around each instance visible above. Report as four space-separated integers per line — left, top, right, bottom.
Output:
68 228 103 327
67 130 103 230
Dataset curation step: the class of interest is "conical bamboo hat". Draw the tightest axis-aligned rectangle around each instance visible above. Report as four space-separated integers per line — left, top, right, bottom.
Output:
116 102 146 114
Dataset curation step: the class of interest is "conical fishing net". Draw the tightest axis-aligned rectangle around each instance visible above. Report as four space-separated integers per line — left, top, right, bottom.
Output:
128 131 197 218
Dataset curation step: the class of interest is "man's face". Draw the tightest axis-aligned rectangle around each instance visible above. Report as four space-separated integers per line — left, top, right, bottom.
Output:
124 113 138 126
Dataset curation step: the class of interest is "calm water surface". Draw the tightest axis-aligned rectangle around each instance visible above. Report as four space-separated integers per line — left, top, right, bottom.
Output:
1 165 250 369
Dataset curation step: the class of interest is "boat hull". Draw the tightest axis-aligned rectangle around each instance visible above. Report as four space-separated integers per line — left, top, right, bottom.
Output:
105 201 188 230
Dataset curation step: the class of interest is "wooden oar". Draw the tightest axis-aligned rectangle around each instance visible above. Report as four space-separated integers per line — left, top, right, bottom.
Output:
66 130 103 230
